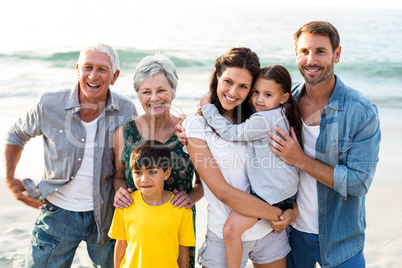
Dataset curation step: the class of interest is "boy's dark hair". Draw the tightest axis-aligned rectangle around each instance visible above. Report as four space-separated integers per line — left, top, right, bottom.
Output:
129 140 171 171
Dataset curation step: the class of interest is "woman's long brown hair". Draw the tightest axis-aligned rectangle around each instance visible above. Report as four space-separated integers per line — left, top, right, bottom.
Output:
206 47 261 124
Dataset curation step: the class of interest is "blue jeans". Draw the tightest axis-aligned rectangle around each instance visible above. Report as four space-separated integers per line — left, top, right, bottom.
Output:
287 227 366 268
25 200 114 268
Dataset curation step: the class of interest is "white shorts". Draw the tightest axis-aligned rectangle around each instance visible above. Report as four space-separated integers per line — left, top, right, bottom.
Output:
197 229 290 268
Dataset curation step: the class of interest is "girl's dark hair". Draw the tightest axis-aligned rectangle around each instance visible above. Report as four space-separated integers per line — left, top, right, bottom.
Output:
130 140 171 171
207 47 260 124
258 65 303 148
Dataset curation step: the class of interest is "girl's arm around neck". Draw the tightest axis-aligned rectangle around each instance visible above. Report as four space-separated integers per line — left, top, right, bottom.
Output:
186 137 282 221
202 104 276 142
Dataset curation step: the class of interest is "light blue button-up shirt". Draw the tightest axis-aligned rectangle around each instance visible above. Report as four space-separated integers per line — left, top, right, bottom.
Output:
293 75 381 267
5 84 138 245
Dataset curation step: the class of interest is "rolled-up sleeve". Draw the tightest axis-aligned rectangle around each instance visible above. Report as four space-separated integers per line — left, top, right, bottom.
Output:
333 104 381 198
4 97 42 149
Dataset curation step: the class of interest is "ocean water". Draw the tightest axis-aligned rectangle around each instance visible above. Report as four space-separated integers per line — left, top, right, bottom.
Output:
1 3 401 127
0 2 401 267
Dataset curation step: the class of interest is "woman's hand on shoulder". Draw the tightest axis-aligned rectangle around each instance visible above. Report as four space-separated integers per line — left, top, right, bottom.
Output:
114 187 134 209
171 189 194 209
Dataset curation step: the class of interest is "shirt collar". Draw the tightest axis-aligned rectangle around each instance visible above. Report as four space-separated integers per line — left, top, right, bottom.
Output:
64 83 120 113
292 74 345 111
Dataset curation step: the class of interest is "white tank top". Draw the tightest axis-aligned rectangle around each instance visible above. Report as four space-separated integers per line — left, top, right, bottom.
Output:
291 120 320 234
47 118 98 211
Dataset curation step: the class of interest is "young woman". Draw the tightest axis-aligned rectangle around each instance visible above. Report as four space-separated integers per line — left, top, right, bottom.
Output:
182 48 297 267
200 65 303 267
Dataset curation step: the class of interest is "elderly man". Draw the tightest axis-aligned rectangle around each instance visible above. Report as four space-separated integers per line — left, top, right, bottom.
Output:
4 43 137 267
269 21 381 268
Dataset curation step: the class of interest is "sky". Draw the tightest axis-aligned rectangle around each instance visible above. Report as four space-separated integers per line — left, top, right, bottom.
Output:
177 0 402 10
124 0 401 10
2 0 401 30
1 0 400 54
2 0 402 10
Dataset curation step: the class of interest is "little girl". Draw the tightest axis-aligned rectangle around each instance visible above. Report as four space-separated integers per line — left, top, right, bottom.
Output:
200 65 303 267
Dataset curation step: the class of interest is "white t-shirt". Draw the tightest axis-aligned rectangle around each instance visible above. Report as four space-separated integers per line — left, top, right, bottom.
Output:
183 114 272 241
291 120 320 234
47 118 98 211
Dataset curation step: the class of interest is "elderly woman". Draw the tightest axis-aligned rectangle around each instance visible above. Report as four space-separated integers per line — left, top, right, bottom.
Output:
112 54 203 268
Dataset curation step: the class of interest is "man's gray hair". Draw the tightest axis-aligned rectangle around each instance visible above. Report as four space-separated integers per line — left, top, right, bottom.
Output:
133 54 178 95
77 43 120 74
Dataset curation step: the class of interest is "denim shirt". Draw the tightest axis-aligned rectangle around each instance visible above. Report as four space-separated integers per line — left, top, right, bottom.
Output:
4 84 138 245
292 75 381 267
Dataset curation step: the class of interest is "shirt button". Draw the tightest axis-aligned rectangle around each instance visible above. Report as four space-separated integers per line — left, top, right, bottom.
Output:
59 130 63 133
78 158 82 162
70 176 74 179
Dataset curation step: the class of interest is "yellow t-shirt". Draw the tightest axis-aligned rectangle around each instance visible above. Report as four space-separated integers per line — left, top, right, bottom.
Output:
108 191 195 268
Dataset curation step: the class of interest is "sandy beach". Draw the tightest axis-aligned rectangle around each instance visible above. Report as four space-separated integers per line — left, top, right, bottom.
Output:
0 119 401 267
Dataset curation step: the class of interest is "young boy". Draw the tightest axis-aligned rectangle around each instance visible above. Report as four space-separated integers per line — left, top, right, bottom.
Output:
108 140 195 268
